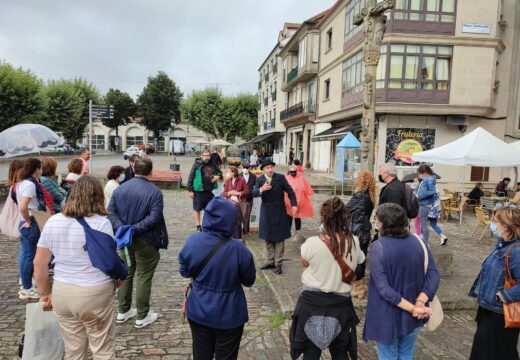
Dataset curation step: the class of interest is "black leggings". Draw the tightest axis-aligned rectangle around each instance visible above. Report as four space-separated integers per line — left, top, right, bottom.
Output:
302 340 350 360
289 217 302 231
189 320 244 360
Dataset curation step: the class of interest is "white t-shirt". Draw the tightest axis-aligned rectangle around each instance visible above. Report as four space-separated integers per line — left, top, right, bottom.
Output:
66 173 81 181
37 213 114 286
16 180 39 221
104 180 119 208
301 235 366 294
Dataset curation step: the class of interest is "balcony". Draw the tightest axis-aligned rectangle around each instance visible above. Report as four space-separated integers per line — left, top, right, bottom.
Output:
280 101 316 126
282 63 318 92
272 91 277 101
264 97 268 106
273 63 278 74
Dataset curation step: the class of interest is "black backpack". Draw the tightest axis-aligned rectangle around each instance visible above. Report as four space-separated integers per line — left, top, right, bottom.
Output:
403 183 419 218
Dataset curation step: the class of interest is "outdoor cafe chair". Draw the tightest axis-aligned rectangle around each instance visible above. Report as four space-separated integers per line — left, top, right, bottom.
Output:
472 207 492 241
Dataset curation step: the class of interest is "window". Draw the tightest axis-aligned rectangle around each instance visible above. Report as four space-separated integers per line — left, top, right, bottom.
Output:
342 51 364 97
298 38 307 69
126 136 143 147
92 135 105 150
345 0 365 41
471 167 489 182
327 28 333 49
386 44 452 90
324 79 331 99
393 0 456 23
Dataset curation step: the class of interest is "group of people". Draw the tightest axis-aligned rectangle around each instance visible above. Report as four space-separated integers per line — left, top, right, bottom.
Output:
1 152 520 359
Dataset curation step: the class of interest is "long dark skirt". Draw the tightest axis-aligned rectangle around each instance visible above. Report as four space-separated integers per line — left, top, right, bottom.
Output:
469 306 520 360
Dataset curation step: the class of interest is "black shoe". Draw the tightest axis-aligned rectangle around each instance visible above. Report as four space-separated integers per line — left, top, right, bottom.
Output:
260 263 276 270
441 237 448 246
196 225 202 232
275 265 283 275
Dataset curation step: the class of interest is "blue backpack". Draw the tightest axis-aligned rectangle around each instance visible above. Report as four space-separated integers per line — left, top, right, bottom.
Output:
77 217 128 280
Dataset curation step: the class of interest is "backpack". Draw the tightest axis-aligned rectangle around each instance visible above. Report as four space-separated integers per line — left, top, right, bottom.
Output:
76 217 128 280
403 183 419 218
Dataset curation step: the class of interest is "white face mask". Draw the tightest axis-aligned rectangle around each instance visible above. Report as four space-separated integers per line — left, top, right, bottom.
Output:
242 169 249 175
319 224 325 233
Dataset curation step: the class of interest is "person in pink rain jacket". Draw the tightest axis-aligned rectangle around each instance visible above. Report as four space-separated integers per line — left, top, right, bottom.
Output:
285 165 314 232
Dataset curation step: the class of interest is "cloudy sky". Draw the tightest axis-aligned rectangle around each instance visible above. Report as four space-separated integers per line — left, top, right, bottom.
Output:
0 0 331 100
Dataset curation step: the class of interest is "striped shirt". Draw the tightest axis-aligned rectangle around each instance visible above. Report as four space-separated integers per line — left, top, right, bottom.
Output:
37 213 113 286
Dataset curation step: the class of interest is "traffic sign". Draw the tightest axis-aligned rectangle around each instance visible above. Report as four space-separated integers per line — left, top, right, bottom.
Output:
92 104 114 119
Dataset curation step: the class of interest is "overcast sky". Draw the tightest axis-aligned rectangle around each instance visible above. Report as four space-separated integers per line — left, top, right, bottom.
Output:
0 0 331 100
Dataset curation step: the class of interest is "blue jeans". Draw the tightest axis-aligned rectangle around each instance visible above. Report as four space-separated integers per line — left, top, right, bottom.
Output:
419 205 431 244
376 326 421 360
19 220 40 290
428 218 444 236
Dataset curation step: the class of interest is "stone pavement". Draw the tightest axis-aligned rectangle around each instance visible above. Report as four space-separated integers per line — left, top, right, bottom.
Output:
0 189 508 359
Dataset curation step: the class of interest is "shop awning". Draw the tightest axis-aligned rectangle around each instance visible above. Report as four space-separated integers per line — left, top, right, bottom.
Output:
312 124 361 142
239 131 284 147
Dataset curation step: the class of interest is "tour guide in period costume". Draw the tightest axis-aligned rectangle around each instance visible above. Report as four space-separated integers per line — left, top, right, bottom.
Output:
253 160 297 275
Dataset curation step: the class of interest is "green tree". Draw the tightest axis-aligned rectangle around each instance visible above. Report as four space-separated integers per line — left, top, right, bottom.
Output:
181 88 258 142
103 88 136 137
137 71 183 137
45 78 100 145
0 61 46 131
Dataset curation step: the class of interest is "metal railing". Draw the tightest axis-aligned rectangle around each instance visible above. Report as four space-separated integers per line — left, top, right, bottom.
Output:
280 101 315 121
286 67 298 83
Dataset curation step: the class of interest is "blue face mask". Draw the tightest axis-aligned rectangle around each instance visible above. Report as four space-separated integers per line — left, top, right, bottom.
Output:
418 175 424 180
410 182 419 190
490 223 502 239
118 173 126 183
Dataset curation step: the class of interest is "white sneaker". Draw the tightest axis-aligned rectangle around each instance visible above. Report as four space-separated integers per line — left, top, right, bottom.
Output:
116 308 137 323
18 288 40 300
135 311 158 328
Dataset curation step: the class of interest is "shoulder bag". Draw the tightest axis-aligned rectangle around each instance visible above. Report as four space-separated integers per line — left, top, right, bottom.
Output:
320 235 356 285
415 235 443 331
503 243 520 328
182 237 228 323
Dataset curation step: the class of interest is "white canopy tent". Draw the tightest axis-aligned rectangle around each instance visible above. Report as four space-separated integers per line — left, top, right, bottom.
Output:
412 127 520 223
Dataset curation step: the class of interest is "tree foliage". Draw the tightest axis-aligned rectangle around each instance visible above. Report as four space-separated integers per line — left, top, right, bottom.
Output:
181 88 258 142
0 62 46 131
103 88 136 136
45 79 100 145
137 71 183 137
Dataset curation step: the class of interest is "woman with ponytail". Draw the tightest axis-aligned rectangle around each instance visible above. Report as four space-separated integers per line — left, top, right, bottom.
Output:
290 197 365 360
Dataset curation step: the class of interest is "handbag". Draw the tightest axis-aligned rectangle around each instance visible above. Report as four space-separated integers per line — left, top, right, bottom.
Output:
415 235 443 331
31 208 52 231
320 235 356 285
503 244 520 328
0 191 21 238
182 238 227 323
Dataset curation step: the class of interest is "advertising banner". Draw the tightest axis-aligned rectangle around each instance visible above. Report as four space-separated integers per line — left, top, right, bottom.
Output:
386 128 436 166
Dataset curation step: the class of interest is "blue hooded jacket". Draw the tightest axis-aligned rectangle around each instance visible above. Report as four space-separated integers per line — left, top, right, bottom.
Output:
179 196 256 329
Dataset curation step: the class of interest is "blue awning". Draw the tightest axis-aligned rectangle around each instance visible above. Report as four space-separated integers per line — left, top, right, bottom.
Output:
336 132 360 148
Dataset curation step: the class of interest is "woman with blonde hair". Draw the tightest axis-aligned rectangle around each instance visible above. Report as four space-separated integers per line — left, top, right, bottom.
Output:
34 175 124 359
346 171 376 298
469 205 520 359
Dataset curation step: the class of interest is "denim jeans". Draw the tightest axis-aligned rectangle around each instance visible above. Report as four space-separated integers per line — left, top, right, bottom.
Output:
18 220 40 290
376 326 421 360
419 205 431 244
429 218 444 236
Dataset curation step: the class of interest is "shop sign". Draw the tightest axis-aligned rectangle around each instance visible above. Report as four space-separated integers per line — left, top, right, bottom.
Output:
385 128 436 166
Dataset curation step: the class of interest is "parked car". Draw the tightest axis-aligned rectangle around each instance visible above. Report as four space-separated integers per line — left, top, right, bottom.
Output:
123 146 140 160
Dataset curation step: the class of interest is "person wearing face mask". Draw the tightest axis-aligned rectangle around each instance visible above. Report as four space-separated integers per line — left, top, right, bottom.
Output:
469 206 520 359
416 164 438 245
240 163 257 234
121 154 139 185
378 162 407 210
188 149 222 232
285 165 314 233
253 161 297 275
104 165 126 209
16 158 45 299
223 166 249 240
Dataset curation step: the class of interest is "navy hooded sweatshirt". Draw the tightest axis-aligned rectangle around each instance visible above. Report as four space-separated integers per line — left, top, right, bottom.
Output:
179 196 256 329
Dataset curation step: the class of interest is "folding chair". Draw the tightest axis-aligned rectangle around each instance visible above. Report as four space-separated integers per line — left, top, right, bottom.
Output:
472 207 492 240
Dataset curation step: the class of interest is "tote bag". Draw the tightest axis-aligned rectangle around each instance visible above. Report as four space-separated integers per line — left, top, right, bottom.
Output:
0 191 20 238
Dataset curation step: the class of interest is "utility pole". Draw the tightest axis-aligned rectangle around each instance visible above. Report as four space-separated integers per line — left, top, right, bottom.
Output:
354 0 395 171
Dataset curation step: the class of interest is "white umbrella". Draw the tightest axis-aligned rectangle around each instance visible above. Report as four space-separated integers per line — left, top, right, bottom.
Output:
210 139 232 146
188 139 210 145
0 124 64 158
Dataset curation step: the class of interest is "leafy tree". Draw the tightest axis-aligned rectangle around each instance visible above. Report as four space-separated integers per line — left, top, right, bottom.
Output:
103 88 136 137
181 88 258 142
0 61 46 131
137 71 183 137
45 78 100 145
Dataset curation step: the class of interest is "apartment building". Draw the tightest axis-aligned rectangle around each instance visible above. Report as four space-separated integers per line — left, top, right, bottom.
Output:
250 23 299 164
312 0 520 184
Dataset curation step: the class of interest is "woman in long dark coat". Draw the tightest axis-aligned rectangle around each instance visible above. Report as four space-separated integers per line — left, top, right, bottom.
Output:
253 161 297 275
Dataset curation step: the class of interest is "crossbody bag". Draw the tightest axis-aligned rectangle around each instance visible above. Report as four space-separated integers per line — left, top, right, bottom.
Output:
320 235 356 285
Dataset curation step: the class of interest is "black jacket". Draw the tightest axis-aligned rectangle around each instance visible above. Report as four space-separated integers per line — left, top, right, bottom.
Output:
346 190 373 234
120 166 135 185
187 160 221 192
379 178 407 210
